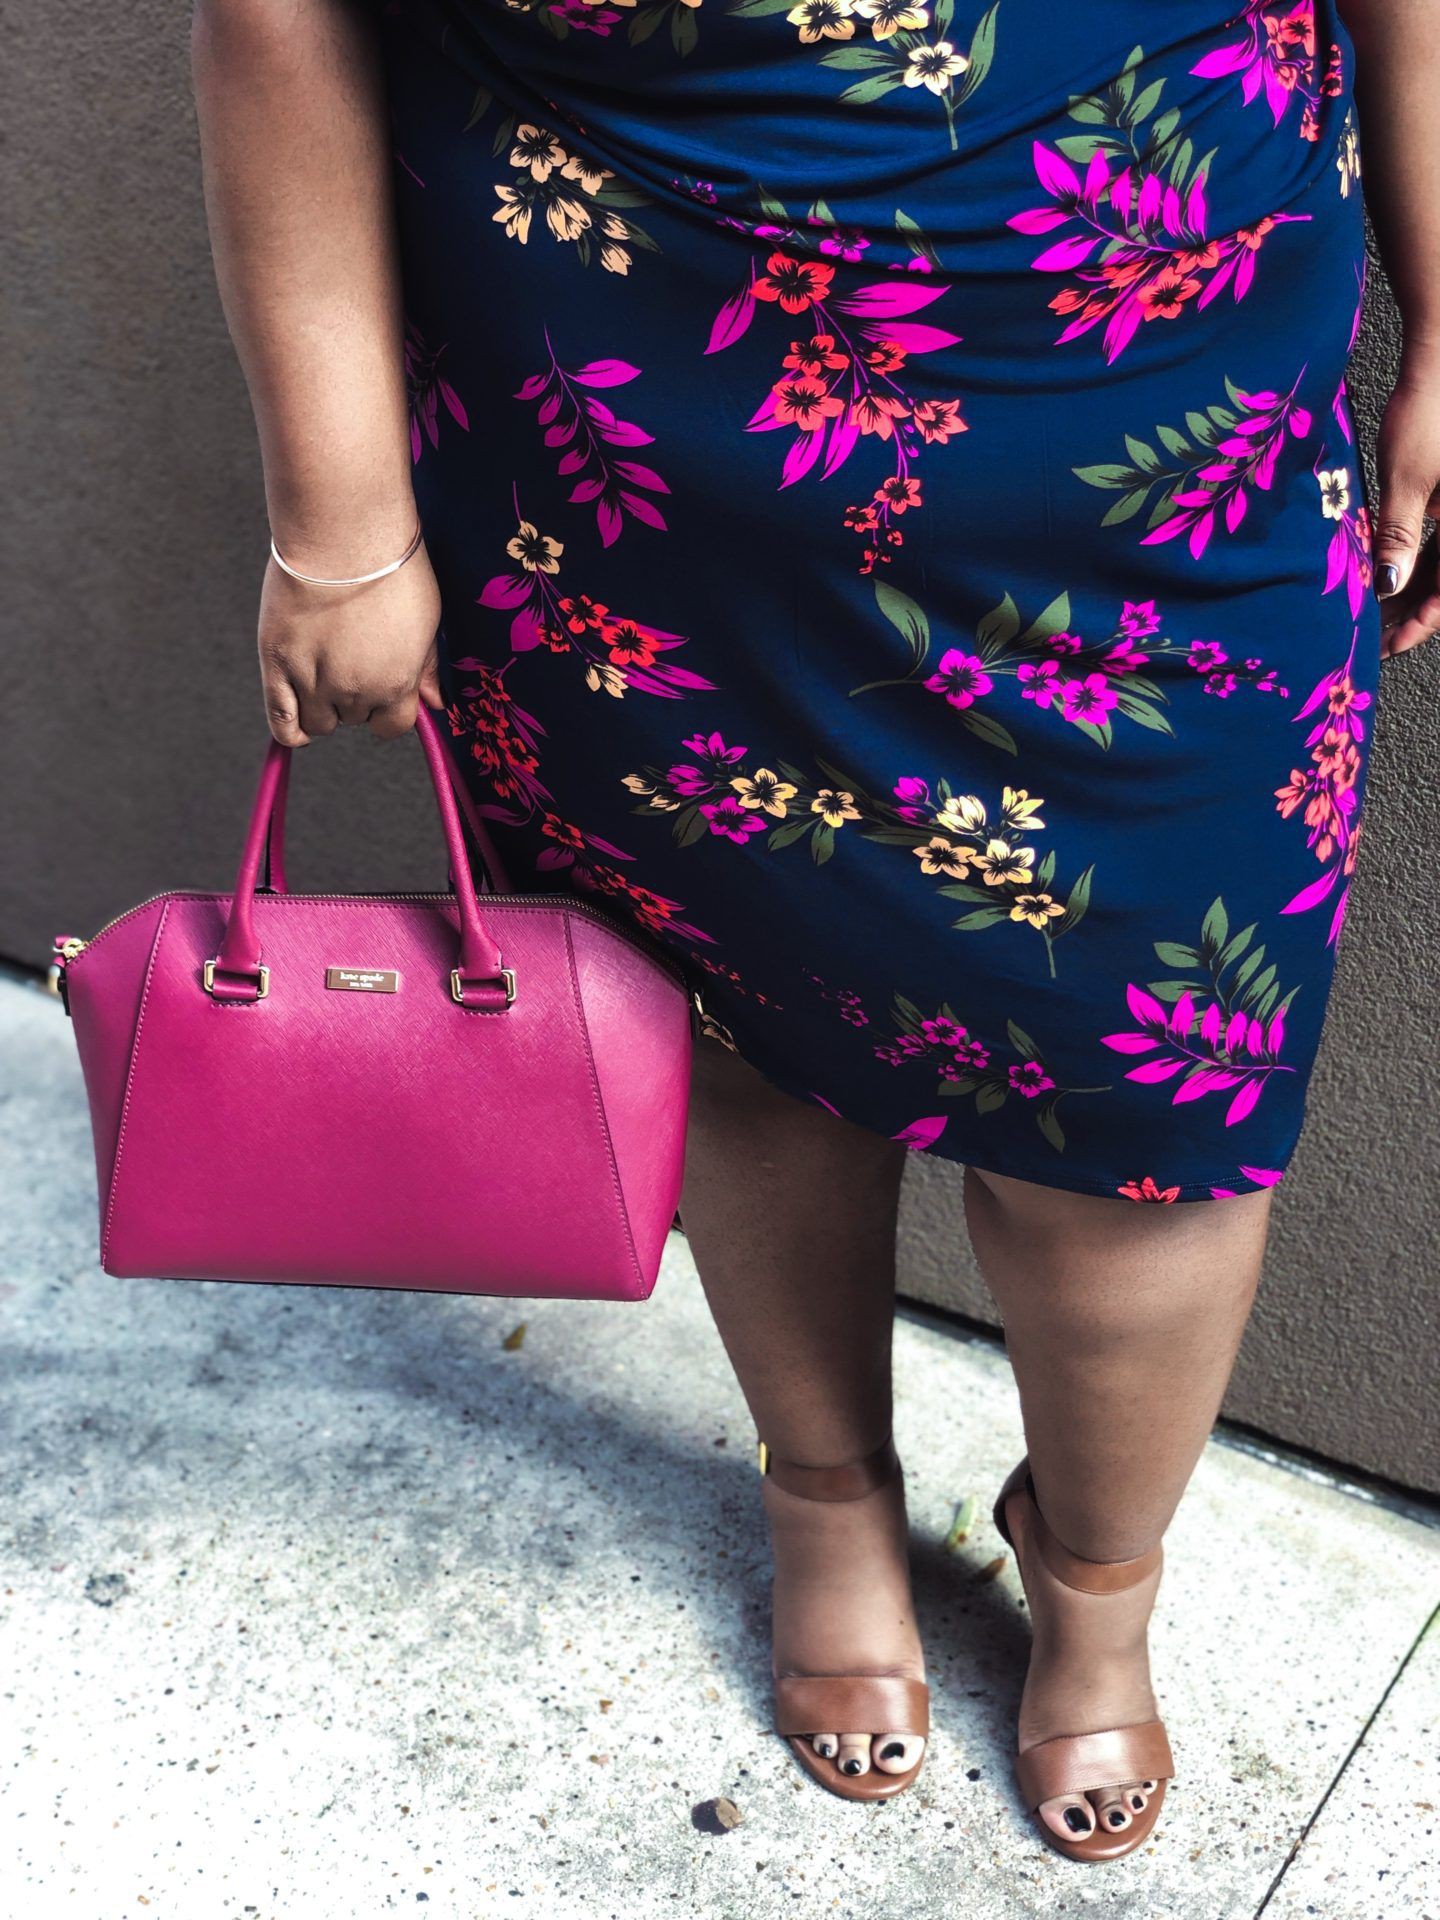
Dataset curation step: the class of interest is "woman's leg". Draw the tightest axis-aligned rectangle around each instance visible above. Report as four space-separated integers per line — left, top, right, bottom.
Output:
963 1166 1271 1840
680 1038 926 1777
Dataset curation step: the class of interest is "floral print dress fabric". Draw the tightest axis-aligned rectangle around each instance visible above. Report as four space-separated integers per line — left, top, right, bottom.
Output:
376 0 1378 1201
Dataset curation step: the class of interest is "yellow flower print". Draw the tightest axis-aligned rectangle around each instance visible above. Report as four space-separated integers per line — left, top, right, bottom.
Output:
732 768 798 816
1317 467 1351 520
507 521 563 573
972 838 1035 886
562 153 615 195
586 662 627 697
787 0 856 44
1009 891 1065 929
913 836 974 878
623 774 679 811
1000 787 1045 830
812 788 861 827
492 184 533 245
935 792 987 834
546 195 592 243
510 125 566 182
854 0 928 37
600 243 633 276
903 40 969 93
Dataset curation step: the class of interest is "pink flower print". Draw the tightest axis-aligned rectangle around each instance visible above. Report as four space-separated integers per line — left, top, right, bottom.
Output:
1204 671 1238 697
952 1035 991 1071
549 0 622 29
1120 600 1162 638
893 775 930 806
925 649 994 709
922 1015 966 1046
1060 672 1120 723
815 223 870 264
1188 640 1229 672
1103 639 1147 672
1018 659 1062 707
1046 631 1084 655
700 795 766 843
1008 1061 1055 1099
682 731 747 764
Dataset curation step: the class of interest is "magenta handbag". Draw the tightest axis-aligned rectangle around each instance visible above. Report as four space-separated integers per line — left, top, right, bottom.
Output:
54 709 693 1299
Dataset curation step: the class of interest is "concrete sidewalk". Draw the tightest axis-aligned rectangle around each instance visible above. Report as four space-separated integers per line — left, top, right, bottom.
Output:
2 974 1437 1919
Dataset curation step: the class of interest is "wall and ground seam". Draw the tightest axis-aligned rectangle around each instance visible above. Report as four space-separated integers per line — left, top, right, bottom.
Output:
4 4 1436 1492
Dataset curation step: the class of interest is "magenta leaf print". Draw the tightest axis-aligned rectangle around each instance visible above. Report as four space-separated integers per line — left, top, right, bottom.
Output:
1191 2 1344 143
515 338 669 545
1007 48 1308 362
1102 899 1297 1126
705 247 966 558
1275 642 1369 943
1073 372 1314 558
405 321 469 464
478 506 715 699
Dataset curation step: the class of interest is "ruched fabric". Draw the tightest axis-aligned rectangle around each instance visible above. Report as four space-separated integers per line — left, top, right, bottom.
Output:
377 0 1378 1200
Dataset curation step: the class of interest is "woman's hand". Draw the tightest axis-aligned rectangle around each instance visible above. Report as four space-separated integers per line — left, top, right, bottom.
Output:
1373 350 1440 659
257 536 444 746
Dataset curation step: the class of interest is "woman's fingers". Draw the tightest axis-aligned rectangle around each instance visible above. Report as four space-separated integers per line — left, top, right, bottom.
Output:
368 689 420 740
1380 529 1440 657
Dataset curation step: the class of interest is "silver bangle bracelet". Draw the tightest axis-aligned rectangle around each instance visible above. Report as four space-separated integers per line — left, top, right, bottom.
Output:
269 520 424 587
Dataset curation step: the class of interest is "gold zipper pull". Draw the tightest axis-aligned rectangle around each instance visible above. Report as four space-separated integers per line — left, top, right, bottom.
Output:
48 935 87 1008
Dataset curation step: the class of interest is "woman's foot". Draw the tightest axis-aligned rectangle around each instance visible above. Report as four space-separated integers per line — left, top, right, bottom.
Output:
764 1468 927 1777
1013 1514 1164 1843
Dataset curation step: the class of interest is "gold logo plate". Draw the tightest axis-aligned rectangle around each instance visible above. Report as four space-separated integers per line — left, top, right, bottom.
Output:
325 967 399 993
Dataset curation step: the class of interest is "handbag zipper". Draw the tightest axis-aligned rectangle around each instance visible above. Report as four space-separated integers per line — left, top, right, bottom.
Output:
53 890 693 1000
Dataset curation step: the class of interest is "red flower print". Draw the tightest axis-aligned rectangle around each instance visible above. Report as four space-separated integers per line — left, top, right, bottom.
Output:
752 252 835 314
848 393 911 439
771 374 846 429
874 476 922 512
1118 1176 1182 1203
1138 267 1202 320
911 398 967 444
784 333 849 375
864 340 909 374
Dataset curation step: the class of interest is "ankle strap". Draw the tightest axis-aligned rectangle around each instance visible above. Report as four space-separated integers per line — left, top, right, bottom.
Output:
756 1433 900 1501
1025 1472 1162 1595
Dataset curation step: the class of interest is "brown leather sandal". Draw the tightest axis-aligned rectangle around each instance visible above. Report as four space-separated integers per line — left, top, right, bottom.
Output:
760 1433 930 1802
993 1457 1175 1861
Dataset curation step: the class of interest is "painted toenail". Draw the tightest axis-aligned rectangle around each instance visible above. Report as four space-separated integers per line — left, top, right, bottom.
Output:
1131 1794 1144 1810
1108 1810 1125 1827
841 1758 864 1776
1063 1808 1090 1834
880 1742 906 1760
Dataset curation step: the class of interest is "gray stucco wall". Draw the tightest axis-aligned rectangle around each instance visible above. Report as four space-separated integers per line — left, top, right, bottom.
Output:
4 5 1436 1491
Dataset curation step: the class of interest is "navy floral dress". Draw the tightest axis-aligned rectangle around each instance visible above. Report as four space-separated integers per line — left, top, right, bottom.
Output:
375 0 1378 1203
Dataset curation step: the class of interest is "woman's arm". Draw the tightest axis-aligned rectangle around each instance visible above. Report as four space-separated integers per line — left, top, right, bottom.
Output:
192 0 442 742
1340 0 1440 656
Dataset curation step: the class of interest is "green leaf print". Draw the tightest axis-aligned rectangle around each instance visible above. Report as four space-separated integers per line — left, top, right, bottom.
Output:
874 580 931 670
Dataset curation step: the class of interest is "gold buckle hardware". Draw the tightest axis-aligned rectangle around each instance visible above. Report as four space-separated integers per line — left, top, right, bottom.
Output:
450 967 516 1007
203 959 269 1000
757 1440 771 1477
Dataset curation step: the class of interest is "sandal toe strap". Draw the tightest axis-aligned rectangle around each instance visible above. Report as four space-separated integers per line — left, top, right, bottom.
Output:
774 1674 930 1739
1015 1721 1174 1809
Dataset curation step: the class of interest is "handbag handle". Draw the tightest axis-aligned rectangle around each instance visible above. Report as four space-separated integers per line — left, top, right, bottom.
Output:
259 724 513 897
207 707 514 1009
